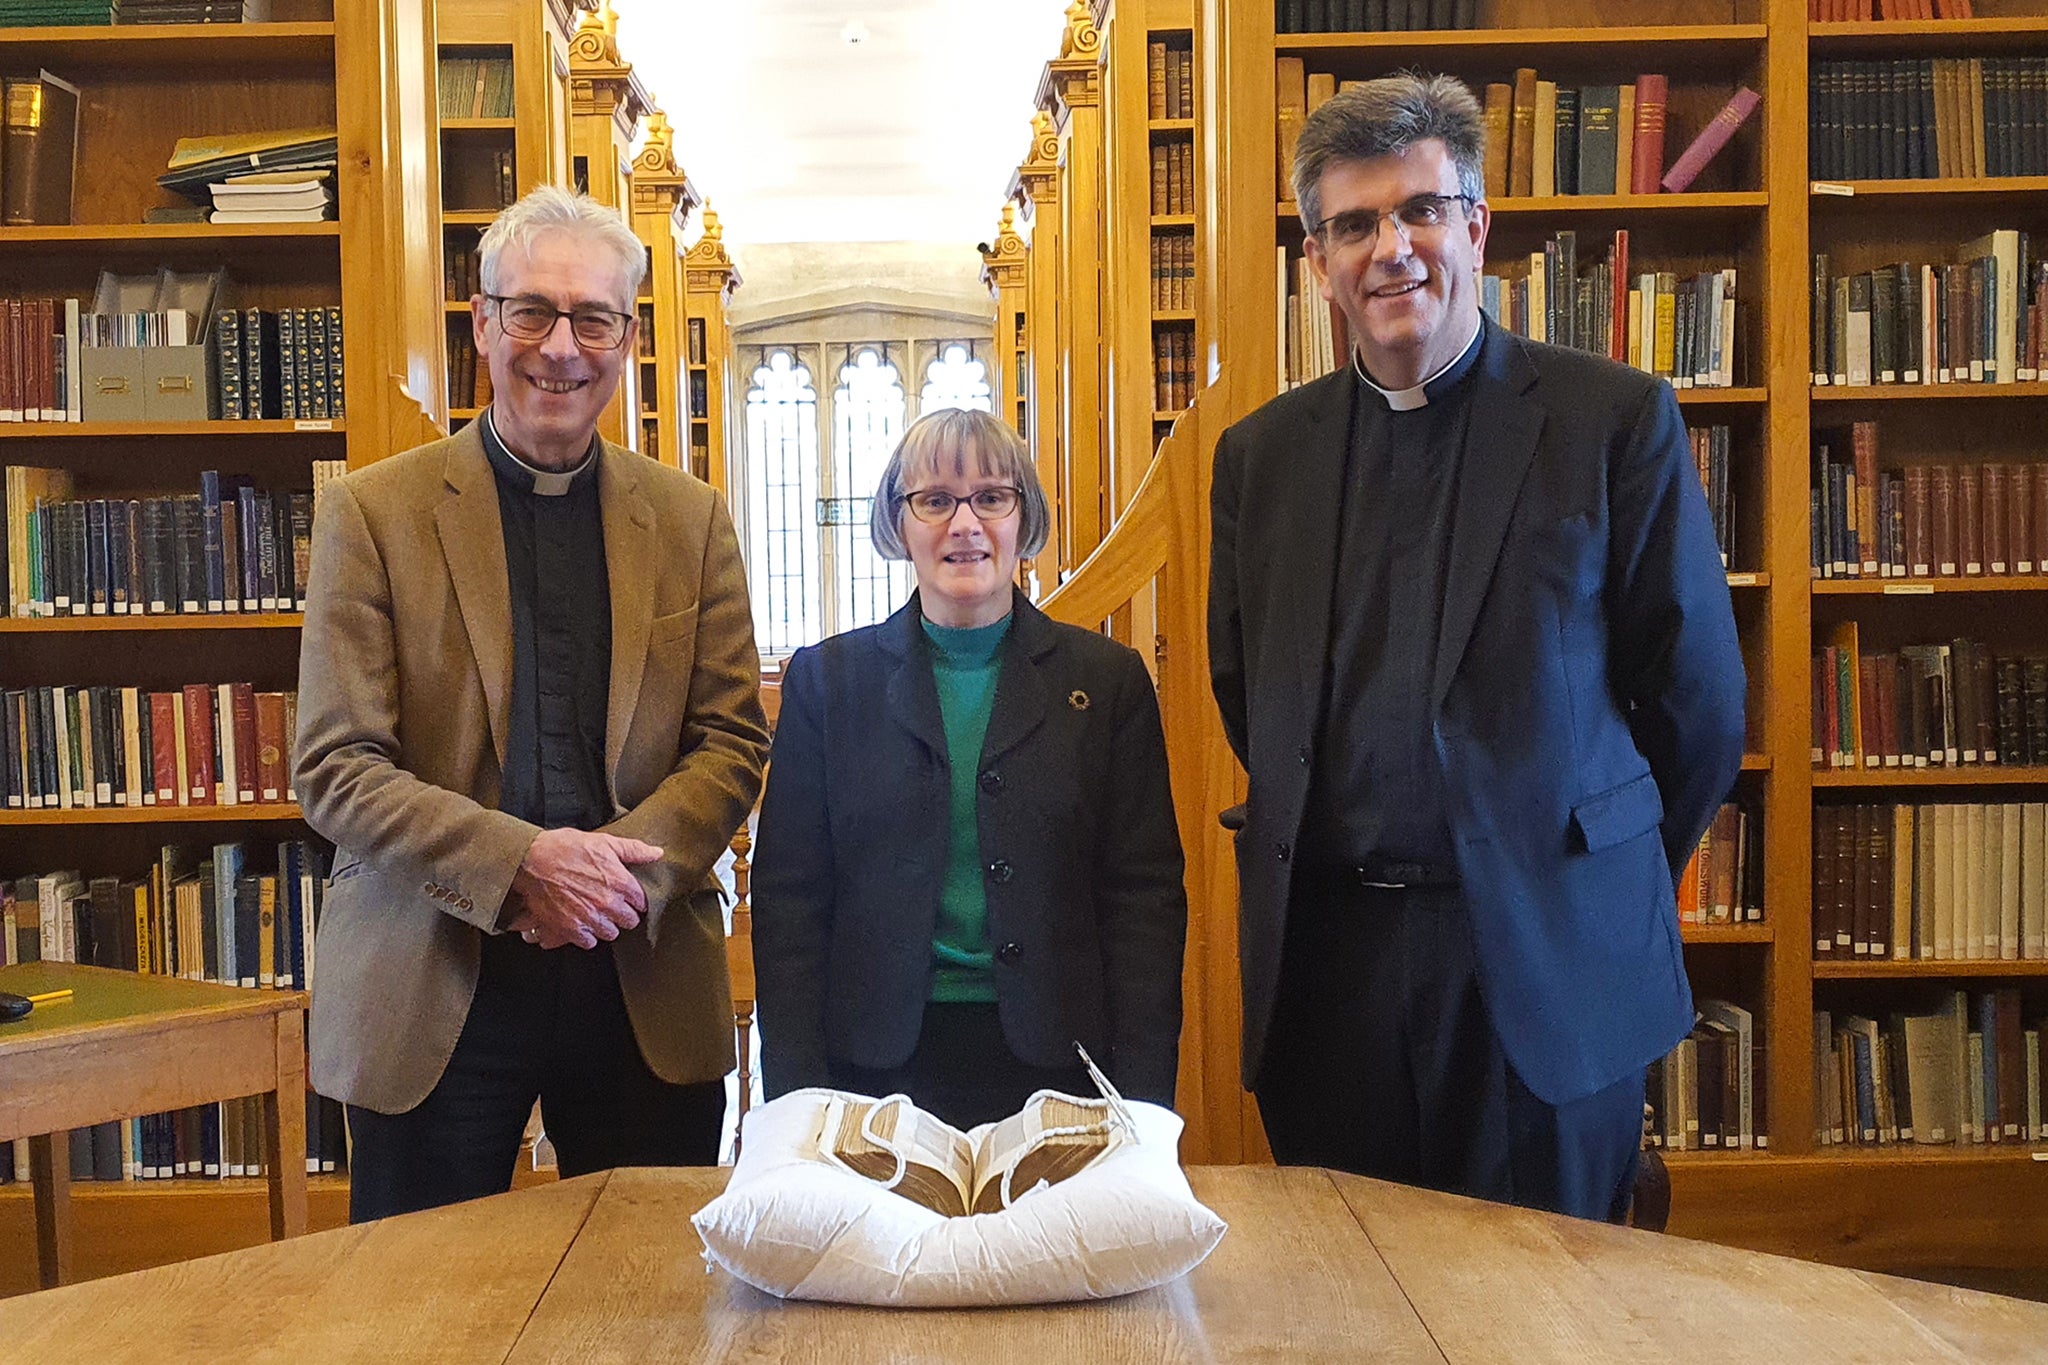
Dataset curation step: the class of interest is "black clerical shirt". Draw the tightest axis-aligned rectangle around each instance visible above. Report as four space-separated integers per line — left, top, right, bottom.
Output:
1298 323 1485 873
479 410 613 832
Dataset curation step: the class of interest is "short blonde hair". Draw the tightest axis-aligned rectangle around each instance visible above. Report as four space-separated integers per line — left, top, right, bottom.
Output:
477 184 647 309
870 408 1051 561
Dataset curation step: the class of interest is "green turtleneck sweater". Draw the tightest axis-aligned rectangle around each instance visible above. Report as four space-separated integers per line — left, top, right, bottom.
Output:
922 612 1011 1003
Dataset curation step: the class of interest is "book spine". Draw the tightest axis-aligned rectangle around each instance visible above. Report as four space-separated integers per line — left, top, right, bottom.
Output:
1661 87 1762 193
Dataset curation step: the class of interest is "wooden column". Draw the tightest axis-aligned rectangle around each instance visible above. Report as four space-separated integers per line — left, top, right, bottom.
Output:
682 207 742 497
1013 110 1066 581
628 109 701 469
1040 0 1110 567
567 0 649 449
979 203 1029 439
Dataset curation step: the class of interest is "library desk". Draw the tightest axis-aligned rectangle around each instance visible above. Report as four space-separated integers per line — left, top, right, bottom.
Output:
2 1164 2045 1361
0 962 309 1291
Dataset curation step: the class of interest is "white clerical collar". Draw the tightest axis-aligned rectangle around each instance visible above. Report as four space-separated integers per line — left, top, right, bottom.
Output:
482 408 595 496
1352 317 1485 411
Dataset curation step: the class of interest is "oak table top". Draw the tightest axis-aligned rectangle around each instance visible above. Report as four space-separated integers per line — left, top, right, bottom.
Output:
0 1164 2042 1362
0 962 309 1291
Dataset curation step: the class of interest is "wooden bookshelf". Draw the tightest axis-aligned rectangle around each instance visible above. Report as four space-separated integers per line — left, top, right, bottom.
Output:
0 806 305 828
1813 578 2048 594
564 0 649 451
0 616 304 635
1815 960 2048 979
1812 767 2048 788
980 202 1030 442
681 207 741 495
1010 108 1067 582
0 421 342 438
626 109 699 470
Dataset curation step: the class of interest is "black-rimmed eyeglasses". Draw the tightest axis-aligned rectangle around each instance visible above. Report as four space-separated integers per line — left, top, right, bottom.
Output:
486 294 635 351
1312 193 1475 251
901 486 1022 524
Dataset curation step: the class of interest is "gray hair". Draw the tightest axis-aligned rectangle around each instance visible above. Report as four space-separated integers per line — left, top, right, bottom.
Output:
869 408 1051 561
476 184 648 308
1293 72 1486 234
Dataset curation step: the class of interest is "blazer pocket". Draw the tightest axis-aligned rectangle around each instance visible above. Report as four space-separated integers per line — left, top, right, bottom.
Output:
650 604 699 647
1570 771 1664 853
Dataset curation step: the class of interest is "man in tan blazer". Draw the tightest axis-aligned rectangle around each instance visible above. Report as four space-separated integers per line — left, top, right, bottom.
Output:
295 186 769 1222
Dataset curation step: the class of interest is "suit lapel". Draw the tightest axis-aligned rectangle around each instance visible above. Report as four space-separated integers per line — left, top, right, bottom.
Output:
1432 322 1546 711
433 428 513 769
881 596 948 758
979 593 1056 770
1284 368 1357 737
601 444 657 781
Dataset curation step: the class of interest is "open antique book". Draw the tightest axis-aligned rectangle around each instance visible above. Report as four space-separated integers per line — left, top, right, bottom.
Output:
817 1046 1136 1218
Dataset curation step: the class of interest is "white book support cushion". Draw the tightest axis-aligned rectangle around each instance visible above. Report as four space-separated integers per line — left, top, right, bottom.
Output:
691 1088 1228 1307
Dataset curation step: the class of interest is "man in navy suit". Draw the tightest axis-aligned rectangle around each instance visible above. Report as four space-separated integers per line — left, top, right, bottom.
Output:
1208 73 1745 1220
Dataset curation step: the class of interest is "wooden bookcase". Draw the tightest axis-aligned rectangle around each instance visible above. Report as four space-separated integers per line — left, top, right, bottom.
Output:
1009 109 1068 582
0 0 448 1284
1203 0 2048 1271
435 0 584 431
681 206 741 495
626 109 699 469
980 202 1030 442
564 0 648 451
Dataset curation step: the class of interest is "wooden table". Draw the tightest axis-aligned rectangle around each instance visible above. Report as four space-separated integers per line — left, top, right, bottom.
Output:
0 962 309 1291
2 1164 2043 1361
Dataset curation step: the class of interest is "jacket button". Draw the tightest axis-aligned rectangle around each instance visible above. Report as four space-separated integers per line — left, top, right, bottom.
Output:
1275 841 1291 862
987 858 1014 884
1297 745 1311 766
996 941 1023 964
979 770 1002 793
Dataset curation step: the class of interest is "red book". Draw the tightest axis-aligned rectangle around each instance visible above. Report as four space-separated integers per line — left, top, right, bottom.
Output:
254 691 287 802
1957 464 1984 574
1984 463 2010 574
1631 75 1669 194
1660 87 1760 193
148 692 179 805
1874 654 1898 765
180 683 216 806
1853 421 1880 574
1904 465 1932 576
230 682 258 803
1930 464 1959 575
2014 462 2038 573
1858 655 1883 767
1608 230 1629 360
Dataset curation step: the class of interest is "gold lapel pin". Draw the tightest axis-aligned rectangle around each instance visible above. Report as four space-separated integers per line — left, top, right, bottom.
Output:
1068 689 1090 711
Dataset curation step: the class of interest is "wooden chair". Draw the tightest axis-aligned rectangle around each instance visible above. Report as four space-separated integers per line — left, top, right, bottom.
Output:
725 818 758 1160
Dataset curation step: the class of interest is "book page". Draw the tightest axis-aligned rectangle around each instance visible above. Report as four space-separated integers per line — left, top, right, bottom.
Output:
819 1095 975 1219
968 1092 1127 1215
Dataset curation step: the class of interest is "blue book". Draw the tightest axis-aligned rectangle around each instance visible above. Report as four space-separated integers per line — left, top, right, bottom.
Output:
197 470 225 612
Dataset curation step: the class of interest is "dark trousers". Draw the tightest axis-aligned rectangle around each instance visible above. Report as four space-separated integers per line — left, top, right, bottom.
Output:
828 1001 1092 1131
347 933 725 1223
1253 880 1644 1223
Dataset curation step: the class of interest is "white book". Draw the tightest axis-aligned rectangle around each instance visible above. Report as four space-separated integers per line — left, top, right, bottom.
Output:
208 205 334 224
51 687 72 810
1982 803 2003 958
216 683 238 807
2025 803 2047 959
62 297 81 422
1716 268 1736 387
2000 802 2022 959
1964 804 1987 960
1933 803 1956 960
120 686 143 808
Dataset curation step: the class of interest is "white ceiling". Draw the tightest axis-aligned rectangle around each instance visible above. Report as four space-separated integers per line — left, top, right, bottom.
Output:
613 0 1071 247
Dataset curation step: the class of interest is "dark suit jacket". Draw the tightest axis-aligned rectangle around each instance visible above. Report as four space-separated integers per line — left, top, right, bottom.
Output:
1209 319 1747 1107
753 590 1188 1105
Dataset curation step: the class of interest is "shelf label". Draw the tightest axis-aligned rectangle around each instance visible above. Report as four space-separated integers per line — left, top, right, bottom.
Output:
293 419 335 432
1882 583 1936 595
1811 181 1855 197
1725 573 1760 587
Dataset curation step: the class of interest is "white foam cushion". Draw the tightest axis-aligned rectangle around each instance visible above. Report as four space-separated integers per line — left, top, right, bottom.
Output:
691 1088 1228 1306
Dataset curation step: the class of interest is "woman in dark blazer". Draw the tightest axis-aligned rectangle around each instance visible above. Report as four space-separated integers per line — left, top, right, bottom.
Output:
752 407 1187 1128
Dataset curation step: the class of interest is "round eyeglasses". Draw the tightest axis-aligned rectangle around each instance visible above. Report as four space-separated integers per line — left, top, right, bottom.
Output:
901 486 1022 524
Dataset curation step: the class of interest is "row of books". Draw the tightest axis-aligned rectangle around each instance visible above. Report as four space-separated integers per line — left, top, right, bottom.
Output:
207 172 334 225
1679 799 1765 926
1483 239 1742 390
1144 40 1194 122
1148 232 1195 312
1810 0 1974 17
158 127 336 207
0 295 205 423
1810 57 2048 182
2 683 300 812
1273 0 1476 33
1814 993 2040 1154
4 463 343 618
443 238 484 302
1810 237 2043 388
1811 444 2048 580
438 52 515 121
1280 247 1338 389
1813 630 2048 771
1647 1000 1765 1152
1486 72 1667 200
0 1090 345 1185
1153 326 1197 415
1689 423 1736 570
448 332 494 410
1815 803 2048 962
1150 139 1196 217
215 304 347 420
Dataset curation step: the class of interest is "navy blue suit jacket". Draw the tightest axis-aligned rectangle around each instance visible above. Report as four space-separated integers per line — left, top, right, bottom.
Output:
1209 320 1746 1106
753 591 1188 1106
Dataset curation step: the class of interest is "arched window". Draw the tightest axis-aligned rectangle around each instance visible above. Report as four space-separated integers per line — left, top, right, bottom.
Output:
919 342 992 414
743 349 820 653
831 349 913 633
